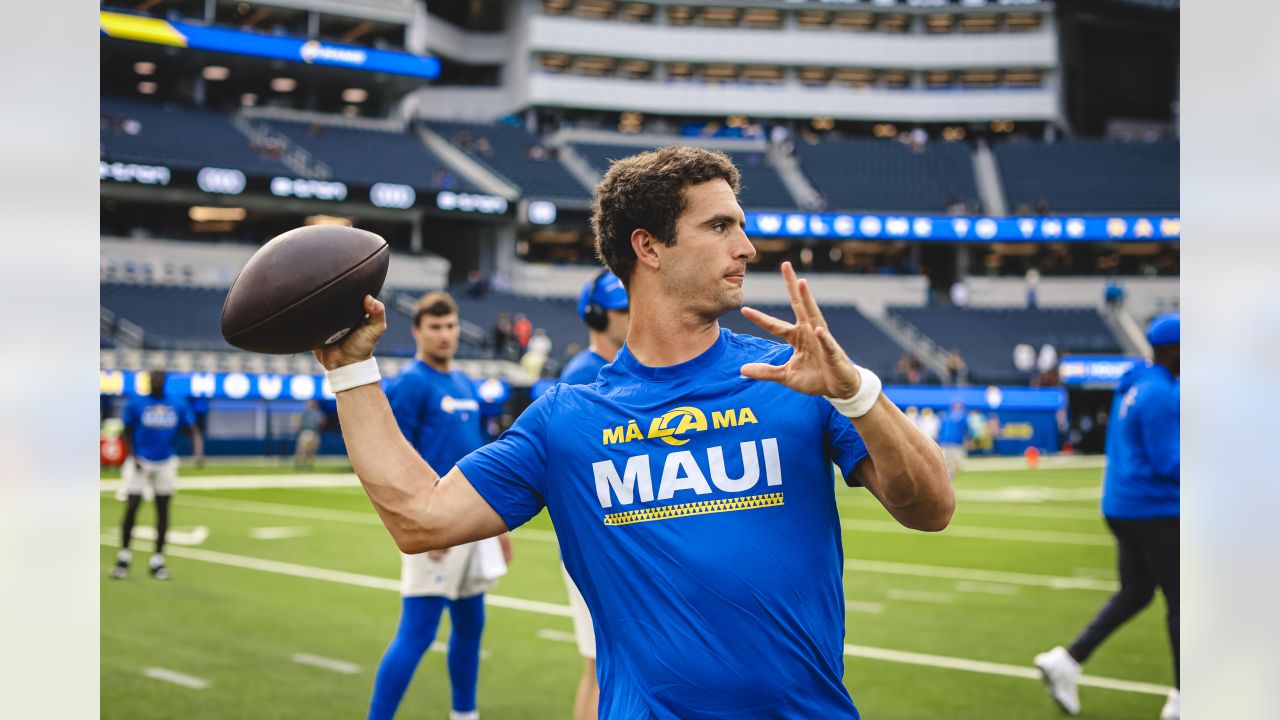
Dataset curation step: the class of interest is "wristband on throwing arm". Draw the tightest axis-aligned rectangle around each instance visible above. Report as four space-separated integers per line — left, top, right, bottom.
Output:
326 357 381 393
825 365 882 418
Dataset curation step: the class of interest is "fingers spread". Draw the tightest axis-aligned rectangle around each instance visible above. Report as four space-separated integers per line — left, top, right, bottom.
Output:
798 278 828 330
740 362 787 382
741 306 793 337
780 262 809 324
815 326 845 360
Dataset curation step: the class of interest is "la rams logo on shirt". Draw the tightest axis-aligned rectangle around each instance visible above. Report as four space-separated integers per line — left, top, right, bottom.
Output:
602 404 758 446
440 395 481 414
141 404 178 429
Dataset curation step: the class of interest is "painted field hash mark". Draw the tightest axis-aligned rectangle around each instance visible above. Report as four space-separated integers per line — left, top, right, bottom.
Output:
143 667 210 689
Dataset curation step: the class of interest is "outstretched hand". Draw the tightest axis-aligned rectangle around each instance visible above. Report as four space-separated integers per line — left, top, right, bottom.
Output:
313 294 387 371
740 262 862 399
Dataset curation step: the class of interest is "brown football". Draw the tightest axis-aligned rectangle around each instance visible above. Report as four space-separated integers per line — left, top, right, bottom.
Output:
221 225 389 354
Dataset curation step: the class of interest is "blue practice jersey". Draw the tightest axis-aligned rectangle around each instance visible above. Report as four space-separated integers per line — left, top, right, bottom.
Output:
560 348 609 385
937 409 969 446
459 328 869 719
388 360 485 471
1101 362 1180 519
124 396 194 462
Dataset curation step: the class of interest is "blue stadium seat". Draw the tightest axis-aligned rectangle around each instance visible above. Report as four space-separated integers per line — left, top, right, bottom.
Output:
426 120 591 201
101 283 232 351
792 138 979 213
888 306 1122 384
572 143 799 210
719 302 905 380
262 120 479 192
994 140 1179 213
100 97 291 176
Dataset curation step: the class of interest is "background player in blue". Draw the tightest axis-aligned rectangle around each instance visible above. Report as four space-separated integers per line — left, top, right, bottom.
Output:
1036 313 1181 720
368 291 512 720
111 370 203 581
315 147 954 719
937 400 971 479
560 270 630 720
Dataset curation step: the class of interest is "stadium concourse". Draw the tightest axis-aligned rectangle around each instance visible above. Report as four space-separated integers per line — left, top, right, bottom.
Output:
100 0 1179 717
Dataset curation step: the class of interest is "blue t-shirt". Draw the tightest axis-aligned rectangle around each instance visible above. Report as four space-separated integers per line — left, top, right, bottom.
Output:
560 348 609 385
937 409 969 446
1101 363 1180 519
388 360 485 471
124 396 194 462
458 328 869 719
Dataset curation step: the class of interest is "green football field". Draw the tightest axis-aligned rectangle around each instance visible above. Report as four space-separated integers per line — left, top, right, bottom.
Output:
100 459 1175 719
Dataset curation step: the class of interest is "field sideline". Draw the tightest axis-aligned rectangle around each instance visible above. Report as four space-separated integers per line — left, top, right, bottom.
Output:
101 457 1174 719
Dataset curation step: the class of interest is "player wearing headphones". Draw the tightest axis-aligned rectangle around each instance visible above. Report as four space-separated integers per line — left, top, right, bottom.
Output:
558 271 630 720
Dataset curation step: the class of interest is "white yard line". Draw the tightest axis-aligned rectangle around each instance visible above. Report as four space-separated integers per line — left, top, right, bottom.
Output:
887 589 955 604
536 629 579 643
844 600 886 614
954 581 1020 596
117 495 555 543
100 535 570 614
842 645 1169 696
143 667 210 689
952 455 1107 472
156 496 382 525
101 537 1163 697
840 518 1111 546
250 527 313 540
844 558 1117 592
291 653 361 674
954 505 1103 521
102 474 362 492
956 486 1102 503
428 642 491 659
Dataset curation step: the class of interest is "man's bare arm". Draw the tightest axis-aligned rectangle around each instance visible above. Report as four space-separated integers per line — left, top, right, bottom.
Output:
317 296 508 553
849 397 953 531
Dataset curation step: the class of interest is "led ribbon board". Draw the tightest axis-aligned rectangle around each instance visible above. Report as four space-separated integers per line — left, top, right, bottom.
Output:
101 11 440 79
745 212 1180 242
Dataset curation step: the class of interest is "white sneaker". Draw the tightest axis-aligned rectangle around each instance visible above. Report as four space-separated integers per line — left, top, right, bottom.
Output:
1034 646 1081 715
1160 689 1179 720
449 711 479 720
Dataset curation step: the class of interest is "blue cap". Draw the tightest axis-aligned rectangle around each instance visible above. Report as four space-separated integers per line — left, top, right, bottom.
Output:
577 271 629 320
1146 312 1179 347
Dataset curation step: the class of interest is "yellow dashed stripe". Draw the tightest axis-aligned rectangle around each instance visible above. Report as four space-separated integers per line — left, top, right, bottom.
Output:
100 11 188 47
603 492 783 526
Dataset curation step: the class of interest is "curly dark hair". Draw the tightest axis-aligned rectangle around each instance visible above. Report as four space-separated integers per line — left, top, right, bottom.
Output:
590 146 740 287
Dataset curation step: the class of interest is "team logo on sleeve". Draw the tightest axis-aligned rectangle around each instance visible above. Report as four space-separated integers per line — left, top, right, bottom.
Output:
602 405 757 446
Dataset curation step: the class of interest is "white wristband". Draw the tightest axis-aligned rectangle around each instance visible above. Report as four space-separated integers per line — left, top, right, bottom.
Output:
326 357 381 393
825 366 882 419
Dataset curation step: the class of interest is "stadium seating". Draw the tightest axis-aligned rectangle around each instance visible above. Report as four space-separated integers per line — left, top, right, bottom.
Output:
719 302 905 380
792 138 979 213
100 97 291 176
573 142 799 210
994 140 1179 213
262 120 479 192
888 306 1122 384
101 283 232 351
425 120 591 200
